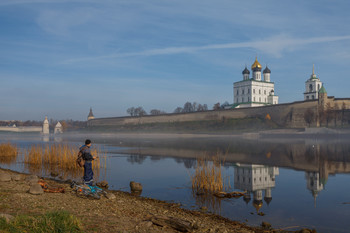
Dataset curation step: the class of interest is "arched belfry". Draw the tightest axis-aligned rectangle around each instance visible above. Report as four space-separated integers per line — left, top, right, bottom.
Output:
304 64 323 100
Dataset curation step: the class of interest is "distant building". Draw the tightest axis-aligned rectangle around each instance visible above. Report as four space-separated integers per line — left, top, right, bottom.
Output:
304 64 323 100
88 107 95 121
42 116 49 134
54 122 63 134
233 57 278 108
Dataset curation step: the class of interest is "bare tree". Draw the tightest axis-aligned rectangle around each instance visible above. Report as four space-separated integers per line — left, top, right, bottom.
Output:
342 102 346 126
213 102 221 110
183 102 194 113
134 107 147 116
173 107 183 113
304 108 314 127
127 107 136 116
325 103 334 127
150 109 166 115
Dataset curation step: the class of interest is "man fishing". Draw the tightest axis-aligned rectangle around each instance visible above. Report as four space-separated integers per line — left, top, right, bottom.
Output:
80 139 98 185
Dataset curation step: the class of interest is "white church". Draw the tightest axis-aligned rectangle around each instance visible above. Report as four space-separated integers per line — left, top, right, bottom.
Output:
233 57 279 108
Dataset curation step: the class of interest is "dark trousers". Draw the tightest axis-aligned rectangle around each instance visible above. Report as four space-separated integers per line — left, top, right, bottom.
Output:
83 161 93 185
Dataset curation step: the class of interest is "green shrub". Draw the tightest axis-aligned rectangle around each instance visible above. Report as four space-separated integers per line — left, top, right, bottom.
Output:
0 211 82 233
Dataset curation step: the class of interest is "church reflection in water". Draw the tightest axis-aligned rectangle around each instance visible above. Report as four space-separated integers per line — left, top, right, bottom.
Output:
234 164 279 213
233 163 328 211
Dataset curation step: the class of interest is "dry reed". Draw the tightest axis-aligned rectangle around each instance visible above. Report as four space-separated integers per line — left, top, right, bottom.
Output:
191 156 224 194
24 144 105 180
0 142 18 164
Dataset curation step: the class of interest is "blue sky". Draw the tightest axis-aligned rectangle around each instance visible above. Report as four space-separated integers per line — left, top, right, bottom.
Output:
1 0 350 121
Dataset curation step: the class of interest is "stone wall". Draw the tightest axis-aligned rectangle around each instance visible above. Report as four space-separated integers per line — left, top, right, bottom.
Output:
88 98 350 128
0 126 42 132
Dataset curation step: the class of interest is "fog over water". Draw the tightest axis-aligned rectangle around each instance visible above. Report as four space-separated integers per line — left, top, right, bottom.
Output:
0 132 349 233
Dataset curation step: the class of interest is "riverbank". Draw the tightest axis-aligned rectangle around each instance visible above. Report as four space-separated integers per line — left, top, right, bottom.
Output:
0 168 316 233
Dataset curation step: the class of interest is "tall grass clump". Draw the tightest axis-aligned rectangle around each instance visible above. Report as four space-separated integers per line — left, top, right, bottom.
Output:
0 142 18 164
0 211 82 233
191 156 224 194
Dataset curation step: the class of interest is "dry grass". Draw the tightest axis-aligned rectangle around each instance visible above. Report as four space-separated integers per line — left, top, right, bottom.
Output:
23 144 106 180
191 156 225 194
0 142 18 164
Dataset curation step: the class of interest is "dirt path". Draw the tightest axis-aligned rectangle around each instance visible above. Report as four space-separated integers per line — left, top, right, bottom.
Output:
0 169 311 233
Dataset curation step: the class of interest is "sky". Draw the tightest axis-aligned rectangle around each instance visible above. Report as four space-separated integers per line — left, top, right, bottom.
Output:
1 0 350 121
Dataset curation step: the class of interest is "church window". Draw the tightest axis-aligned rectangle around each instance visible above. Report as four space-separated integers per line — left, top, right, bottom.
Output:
237 90 239 95
265 177 267 181
318 84 320 90
242 89 244 94
259 89 261 94
309 84 313 92
253 89 255 94
248 89 250 94
264 90 266 95
259 177 261 181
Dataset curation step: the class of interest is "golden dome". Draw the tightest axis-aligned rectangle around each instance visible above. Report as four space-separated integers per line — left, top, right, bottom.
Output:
251 57 262 70
253 200 263 212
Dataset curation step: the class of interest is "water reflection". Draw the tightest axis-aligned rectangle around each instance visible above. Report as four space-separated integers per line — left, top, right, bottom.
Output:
305 171 324 207
2 133 350 232
234 164 279 213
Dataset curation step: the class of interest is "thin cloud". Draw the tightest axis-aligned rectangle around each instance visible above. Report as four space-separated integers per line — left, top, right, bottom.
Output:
63 35 350 64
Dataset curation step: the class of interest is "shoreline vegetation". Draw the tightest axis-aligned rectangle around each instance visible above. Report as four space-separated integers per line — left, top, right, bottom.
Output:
0 168 317 233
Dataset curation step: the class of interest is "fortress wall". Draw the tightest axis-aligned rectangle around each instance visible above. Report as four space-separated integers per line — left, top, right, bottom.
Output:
89 100 322 128
0 126 42 132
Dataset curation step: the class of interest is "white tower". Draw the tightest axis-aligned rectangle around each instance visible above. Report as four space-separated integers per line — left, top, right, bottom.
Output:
87 107 95 121
42 116 49 134
304 64 323 100
54 122 63 134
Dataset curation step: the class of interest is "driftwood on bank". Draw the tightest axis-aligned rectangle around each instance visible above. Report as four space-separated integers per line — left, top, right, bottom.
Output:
213 191 246 198
149 215 197 232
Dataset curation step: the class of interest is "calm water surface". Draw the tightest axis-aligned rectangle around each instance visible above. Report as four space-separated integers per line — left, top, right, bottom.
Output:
0 132 349 233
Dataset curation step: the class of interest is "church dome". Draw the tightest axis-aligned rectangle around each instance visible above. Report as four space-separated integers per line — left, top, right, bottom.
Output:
263 66 271 74
253 200 263 212
242 67 250 75
251 57 262 71
264 196 272 205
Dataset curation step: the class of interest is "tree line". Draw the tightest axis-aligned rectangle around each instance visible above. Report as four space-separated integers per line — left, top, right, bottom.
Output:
303 102 348 127
126 101 231 117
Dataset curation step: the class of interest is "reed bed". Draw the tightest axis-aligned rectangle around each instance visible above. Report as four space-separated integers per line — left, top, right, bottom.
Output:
0 142 18 164
191 156 226 194
24 144 106 180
